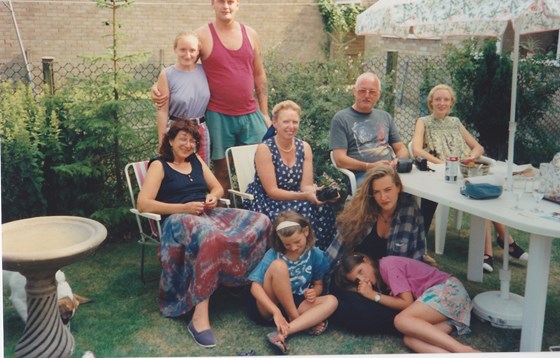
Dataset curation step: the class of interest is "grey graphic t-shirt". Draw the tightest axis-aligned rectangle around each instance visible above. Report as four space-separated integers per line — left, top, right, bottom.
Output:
329 107 401 164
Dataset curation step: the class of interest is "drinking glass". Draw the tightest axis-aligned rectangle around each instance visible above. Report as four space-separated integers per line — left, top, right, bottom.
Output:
512 178 526 211
531 165 548 213
531 187 545 213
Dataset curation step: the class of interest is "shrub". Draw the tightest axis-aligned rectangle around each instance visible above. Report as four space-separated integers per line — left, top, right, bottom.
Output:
444 39 560 164
0 81 50 222
265 51 363 194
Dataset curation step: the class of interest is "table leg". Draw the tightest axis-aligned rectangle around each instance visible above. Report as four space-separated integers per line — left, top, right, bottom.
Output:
520 234 552 352
16 271 74 358
467 215 486 282
435 204 450 255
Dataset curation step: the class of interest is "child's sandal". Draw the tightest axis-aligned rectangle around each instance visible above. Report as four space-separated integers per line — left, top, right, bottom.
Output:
307 320 328 336
267 331 287 355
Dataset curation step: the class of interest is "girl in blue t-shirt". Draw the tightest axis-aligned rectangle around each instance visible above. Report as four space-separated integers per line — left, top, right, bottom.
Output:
335 253 478 353
248 211 338 354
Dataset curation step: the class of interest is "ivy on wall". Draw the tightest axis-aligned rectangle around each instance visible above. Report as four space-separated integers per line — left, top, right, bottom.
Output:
317 0 365 35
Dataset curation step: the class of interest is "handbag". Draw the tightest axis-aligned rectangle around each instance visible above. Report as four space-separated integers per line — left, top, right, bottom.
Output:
460 182 503 200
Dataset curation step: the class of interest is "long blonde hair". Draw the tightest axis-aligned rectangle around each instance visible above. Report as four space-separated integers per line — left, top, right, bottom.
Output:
336 166 403 248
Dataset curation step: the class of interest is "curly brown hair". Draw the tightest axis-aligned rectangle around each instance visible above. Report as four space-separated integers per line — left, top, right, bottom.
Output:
336 165 404 249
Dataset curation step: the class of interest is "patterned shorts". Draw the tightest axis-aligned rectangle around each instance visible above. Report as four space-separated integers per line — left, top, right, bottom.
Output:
418 277 473 335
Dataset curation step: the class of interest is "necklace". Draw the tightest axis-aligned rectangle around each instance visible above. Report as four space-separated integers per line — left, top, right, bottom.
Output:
276 139 295 153
379 212 393 224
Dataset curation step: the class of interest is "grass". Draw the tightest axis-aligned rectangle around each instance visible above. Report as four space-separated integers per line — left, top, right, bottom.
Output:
3 212 560 356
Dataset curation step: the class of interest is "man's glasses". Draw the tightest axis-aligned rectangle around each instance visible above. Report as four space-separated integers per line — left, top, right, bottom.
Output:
356 88 379 96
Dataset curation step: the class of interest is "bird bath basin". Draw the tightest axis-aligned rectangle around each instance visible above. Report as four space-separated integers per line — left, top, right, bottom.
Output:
2 216 107 358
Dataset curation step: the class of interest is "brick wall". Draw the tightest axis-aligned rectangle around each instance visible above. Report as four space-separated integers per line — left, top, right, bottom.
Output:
1 0 327 65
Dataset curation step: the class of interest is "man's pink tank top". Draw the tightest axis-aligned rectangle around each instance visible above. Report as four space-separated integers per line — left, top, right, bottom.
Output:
202 22 258 116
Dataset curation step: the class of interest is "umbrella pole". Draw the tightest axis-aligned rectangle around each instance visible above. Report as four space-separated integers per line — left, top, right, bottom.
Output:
506 26 520 191
472 28 524 330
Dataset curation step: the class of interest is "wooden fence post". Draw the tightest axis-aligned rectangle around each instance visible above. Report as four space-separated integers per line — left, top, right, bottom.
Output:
385 51 398 117
42 56 55 95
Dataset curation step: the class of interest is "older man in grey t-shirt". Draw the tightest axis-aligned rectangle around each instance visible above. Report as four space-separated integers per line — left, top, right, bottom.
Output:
329 72 409 187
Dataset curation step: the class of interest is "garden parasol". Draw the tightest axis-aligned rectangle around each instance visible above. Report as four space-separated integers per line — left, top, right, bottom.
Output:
356 0 560 347
356 0 560 190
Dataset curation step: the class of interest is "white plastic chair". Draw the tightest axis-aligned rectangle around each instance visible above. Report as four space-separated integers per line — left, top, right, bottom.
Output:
226 144 258 207
125 160 162 283
330 151 357 197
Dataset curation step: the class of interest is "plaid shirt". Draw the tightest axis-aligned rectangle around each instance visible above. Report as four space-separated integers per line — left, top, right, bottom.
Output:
326 192 426 269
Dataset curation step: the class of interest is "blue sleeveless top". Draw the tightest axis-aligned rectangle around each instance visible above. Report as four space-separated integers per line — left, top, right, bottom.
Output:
151 155 208 221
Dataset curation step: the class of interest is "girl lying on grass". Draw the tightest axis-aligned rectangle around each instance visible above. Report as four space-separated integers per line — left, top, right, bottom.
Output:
247 211 338 354
335 253 478 353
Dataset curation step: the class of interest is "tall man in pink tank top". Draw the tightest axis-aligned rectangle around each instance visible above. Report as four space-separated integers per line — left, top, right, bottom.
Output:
152 0 270 192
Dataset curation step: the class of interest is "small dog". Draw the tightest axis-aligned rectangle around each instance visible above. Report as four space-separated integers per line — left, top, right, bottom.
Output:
3 270 91 324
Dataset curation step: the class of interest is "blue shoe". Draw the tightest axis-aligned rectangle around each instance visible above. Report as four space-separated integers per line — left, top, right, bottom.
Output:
188 320 216 348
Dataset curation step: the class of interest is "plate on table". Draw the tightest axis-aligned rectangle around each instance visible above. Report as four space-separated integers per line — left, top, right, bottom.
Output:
544 194 560 205
512 165 540 179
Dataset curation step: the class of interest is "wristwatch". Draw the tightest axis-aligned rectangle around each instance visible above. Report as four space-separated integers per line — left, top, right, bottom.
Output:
374 293 381 303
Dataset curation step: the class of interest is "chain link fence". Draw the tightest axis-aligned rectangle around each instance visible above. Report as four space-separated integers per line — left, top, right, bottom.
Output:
2 54 559 163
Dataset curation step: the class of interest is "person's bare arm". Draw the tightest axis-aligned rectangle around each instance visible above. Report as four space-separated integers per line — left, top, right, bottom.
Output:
137 161 204 215
151 81 168 109
304 279 324 303
200 155 224 211
255 144 315 202
247 26 270 126
392 142 410 159
250 282 290 336
356 280 414 311
459 124 484 159
299 142 320 204
332 148 390 172
156 70 170 147
195 24 211 61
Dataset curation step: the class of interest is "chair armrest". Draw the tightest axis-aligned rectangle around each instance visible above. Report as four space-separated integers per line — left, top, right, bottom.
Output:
228 189 254 201
337 167 357 196
219 198 231 207
130 208 162 221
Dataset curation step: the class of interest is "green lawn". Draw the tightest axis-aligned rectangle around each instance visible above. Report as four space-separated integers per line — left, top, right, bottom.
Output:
4 215 560 356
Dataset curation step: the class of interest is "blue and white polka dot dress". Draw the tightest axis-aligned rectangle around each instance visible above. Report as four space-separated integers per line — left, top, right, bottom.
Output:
245 137 336 250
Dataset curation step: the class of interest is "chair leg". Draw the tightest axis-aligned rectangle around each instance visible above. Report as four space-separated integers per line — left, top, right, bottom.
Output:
140 244 146 284
454 209 463 230
434 204 450 255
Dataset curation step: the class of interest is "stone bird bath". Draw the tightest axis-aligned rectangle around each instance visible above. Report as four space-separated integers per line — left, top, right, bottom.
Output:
2 216 107 358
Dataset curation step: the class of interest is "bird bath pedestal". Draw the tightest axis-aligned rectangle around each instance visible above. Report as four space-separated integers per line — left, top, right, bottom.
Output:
2 216 107 358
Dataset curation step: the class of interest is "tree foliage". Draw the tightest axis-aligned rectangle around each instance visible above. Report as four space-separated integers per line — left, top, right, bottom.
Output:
436 39 560 164
265 50 363 196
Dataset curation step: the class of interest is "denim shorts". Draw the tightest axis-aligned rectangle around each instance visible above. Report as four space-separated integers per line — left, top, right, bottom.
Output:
205 109 267 160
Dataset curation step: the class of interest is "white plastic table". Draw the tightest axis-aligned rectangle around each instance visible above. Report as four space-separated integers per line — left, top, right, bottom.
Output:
399 163 560 352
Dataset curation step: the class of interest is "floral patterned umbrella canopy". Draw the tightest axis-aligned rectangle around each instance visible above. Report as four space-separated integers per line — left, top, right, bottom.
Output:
356 0 560 188
356 0 560 39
